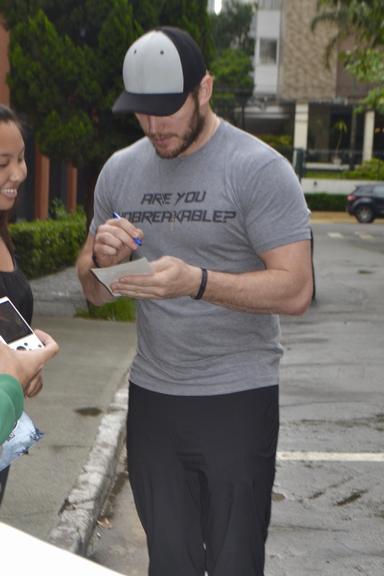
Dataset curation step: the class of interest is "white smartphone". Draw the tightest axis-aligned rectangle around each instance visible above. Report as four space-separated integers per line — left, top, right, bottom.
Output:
0 296 44 350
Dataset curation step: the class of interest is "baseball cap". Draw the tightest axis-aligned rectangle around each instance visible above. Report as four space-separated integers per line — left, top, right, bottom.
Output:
112 26 206 116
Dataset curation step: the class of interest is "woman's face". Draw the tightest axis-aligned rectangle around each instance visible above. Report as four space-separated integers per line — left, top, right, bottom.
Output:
0 121 27 212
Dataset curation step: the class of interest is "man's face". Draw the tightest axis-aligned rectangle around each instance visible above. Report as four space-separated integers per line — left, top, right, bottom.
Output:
135 92 205 159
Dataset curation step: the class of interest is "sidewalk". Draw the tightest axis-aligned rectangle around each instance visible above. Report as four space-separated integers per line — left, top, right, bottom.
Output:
0 266 137 557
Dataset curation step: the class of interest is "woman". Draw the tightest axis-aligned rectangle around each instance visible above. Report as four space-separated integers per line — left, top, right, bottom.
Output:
0 104 37 504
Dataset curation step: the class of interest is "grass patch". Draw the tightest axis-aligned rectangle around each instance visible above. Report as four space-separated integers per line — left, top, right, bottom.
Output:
75 297 136 321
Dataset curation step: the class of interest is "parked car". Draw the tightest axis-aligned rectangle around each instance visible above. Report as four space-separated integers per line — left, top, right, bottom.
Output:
346 183 384 223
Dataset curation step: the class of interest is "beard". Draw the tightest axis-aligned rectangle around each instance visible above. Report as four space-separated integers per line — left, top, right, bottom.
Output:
148 98 205 159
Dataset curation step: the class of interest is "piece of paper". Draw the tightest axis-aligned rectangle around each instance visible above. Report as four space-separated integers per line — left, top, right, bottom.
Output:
0 522 125 575
91 257 153 295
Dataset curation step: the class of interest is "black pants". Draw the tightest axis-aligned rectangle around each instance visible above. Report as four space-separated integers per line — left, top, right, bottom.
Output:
127 383 279 576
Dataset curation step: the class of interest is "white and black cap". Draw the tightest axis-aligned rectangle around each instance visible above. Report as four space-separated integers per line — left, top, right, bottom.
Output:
112 26 206 116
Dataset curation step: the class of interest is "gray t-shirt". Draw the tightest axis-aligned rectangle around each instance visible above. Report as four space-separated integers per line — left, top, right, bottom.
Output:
90 120 311 395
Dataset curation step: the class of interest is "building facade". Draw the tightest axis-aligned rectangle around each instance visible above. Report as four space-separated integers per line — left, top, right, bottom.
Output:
221 0 382 166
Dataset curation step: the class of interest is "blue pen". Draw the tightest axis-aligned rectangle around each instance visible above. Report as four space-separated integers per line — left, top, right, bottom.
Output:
113 212 142 246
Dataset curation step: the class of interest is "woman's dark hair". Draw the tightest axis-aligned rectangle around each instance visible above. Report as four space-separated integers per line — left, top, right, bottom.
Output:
0 104 22 131
0 104 24 253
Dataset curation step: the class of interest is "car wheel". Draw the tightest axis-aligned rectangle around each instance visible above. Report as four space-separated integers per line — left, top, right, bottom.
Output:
355 206 375 223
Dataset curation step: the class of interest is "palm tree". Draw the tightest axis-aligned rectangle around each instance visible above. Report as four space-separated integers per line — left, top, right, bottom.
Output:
312 0 384 141
311 0 384 67
331 119 348 163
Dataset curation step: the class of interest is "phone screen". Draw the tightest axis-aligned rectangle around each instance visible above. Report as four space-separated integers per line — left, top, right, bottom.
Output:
0 300 33 344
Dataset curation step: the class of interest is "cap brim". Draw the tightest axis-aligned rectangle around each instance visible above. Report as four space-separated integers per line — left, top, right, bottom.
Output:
112 90 189 116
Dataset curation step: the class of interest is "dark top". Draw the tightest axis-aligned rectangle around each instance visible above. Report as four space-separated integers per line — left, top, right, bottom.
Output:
0 263 33 325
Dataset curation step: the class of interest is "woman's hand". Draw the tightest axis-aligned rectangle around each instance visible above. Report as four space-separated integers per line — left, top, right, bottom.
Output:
0 330 59 396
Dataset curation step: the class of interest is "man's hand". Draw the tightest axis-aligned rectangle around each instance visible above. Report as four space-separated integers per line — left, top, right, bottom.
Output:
93 217 144 268
110 256 201 300
0 330 59 398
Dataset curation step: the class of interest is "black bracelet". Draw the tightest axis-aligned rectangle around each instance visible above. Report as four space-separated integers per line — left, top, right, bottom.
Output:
92 250 102 268
192 268 208 300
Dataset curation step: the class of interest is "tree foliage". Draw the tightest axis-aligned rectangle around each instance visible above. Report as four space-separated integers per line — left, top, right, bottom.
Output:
0 0 213 167
0 0 213 220
210 48 253 120
210 0 256 57
209 0 256 123
312 0 384 114
130 0 214 62
0 0 139 167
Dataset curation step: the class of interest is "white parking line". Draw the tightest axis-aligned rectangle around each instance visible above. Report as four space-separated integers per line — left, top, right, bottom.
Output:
327 232 376 241
277 451 384 462
355 232 374 240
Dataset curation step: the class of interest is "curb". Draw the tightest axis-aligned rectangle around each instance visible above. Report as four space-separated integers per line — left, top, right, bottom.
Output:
48 378 128 555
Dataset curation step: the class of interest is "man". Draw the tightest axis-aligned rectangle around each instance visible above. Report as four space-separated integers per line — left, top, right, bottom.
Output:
77 26 313 576
0 330 59 444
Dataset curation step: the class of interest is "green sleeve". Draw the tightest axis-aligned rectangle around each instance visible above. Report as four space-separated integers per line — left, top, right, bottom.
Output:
0 374 24 444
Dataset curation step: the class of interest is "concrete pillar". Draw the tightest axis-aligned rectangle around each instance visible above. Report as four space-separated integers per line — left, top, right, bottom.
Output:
66 164 78 213
362 110 375 162
293 102 309 150
34 148 50 219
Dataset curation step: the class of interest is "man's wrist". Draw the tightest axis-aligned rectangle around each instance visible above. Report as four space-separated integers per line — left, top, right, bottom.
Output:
192 267 208 300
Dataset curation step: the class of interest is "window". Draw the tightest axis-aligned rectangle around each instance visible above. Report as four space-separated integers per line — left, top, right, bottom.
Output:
259 38 278 65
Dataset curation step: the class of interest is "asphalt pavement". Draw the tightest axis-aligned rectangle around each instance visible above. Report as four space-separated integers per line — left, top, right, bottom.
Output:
1 212 383 576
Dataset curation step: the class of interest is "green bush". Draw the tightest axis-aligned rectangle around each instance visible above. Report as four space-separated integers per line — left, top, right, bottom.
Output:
305 193 346 212
343 158 384 180
10 210 87 279
306 158 384 180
